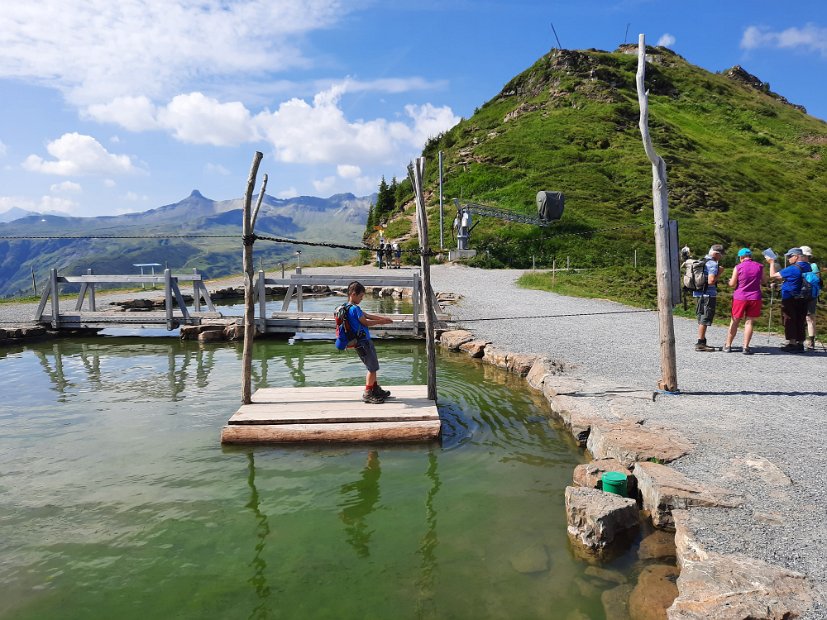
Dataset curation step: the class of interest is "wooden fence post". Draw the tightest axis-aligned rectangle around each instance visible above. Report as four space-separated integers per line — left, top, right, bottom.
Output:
164 268 174 330
637 34 678 392
50 268 59 329
242 151 264 405
409 157 437 401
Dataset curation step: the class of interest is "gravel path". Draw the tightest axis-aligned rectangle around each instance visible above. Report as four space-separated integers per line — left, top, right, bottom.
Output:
3 264 825 614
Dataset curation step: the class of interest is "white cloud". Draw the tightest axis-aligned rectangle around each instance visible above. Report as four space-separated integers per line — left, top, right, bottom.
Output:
123 191 148 202
0 194 77 214
741 24 827 56
50 181 82 193
0 140 7 158
103 179 116 188
0 0 346 104
337 164 362 178
85 96 159 131
22 133 138 176
205 163 231 176
313 176 338 194
657 33 676 47
275 187 299 199
254 85 460 165
157 93 257 146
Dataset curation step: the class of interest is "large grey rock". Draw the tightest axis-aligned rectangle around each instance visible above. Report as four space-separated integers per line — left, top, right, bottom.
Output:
482 344 509 368
506 352 538 376
549 394 604 441
458 339 488 358
438 329 475 350
634 462 743 530
638 529 677 561
602 583 634 620
587 421 693 467
669 510 818 619
565 486 639 554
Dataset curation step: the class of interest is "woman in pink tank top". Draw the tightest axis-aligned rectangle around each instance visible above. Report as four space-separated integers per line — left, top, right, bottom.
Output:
723 248 765 354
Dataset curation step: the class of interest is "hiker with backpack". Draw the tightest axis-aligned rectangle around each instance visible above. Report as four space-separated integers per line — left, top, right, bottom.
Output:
688 244 726 352
722 248 765 355
799 246 822 350
335 281 394 404
766 247 811 352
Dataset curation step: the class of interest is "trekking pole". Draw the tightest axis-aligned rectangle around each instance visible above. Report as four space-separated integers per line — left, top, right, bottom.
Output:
766 283 775 345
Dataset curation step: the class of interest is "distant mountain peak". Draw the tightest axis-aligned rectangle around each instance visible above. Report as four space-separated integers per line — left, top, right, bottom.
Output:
189 189 206 199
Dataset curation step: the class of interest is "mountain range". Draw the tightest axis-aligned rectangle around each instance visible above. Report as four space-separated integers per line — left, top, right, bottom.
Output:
0 190 372 297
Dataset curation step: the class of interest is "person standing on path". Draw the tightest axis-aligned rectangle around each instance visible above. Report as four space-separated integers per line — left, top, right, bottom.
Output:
723 248 764 355
694 244 726 352
799 245 821 350
767 247 810 352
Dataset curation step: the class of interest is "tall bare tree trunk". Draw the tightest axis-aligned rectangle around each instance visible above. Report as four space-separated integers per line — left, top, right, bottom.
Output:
636 35 678 392
241 151 263 404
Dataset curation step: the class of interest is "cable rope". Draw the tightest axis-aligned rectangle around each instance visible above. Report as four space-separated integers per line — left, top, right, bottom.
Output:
449 309 657 322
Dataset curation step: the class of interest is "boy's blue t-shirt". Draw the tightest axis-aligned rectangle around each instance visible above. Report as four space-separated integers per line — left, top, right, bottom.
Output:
347 304 370 340
779 261 809 299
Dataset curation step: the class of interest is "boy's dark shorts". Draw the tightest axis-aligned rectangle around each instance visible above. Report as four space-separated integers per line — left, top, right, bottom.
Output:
695 295 717 326
356 339 380 372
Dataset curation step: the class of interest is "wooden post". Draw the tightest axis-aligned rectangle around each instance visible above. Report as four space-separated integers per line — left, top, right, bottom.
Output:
637 34 678 392
411 271 420 337
31 266 37 296
257 270 266 333
242 151 264 405
50 268 59 329
193 268 201 312
409 157 437 401
164 268 174 330
88 268 96 312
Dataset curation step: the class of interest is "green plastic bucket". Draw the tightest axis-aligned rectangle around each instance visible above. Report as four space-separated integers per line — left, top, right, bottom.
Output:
602 471 628 497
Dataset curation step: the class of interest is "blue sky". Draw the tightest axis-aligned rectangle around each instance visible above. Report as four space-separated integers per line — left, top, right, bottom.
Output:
0 0 825 217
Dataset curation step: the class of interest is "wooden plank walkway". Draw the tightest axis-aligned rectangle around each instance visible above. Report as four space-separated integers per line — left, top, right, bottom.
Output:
221 385 440 444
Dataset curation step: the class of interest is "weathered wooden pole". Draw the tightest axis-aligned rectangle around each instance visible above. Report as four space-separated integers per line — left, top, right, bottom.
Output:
409 157 437 401
241 151 263 405
636 34 678 392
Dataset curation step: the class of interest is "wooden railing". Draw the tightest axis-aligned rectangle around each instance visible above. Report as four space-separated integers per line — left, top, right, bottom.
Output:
253 270 433 336
34 268 215 330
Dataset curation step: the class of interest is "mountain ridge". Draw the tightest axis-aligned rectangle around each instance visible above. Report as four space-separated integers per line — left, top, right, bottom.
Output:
0 191 373 297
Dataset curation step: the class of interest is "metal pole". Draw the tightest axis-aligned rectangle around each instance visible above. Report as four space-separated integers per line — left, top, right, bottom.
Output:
439 150 444 250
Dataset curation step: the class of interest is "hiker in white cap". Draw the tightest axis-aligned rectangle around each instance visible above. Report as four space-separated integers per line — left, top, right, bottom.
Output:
767 248 811 352
799 246 821 350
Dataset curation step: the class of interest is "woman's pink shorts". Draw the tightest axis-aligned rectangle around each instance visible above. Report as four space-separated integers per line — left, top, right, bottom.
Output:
732 298 762 319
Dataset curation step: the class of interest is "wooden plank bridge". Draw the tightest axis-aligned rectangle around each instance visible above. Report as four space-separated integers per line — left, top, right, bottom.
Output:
221 385 441 444
33 268 447 339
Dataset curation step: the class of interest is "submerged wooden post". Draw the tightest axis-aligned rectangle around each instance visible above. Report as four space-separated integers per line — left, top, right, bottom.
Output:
409 157 437 401
164 268 174 330
50 268 59 329
241 151 264 405
637 34 678 392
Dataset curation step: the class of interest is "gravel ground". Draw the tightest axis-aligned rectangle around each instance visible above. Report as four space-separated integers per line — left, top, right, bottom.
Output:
3 264 825 614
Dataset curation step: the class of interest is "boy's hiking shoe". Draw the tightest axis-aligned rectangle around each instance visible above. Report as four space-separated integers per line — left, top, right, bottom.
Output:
372 385 391 398
695 342 716 352
362 390 385 404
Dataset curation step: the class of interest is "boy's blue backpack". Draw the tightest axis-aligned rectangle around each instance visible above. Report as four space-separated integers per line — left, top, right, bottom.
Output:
334 302 355 350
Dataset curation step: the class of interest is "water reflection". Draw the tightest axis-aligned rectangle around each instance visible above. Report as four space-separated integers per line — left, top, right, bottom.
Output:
245 452 271 620
415 449 440 615
338 450 382 558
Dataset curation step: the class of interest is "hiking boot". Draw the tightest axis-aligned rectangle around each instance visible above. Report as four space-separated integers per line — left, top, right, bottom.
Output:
742 346 753 355
695 343 716 352
372 384 391 398
362 390 385 404
721 345 732 353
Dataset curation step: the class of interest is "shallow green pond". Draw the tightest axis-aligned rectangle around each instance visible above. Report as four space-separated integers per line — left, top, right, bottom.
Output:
0 337 641 619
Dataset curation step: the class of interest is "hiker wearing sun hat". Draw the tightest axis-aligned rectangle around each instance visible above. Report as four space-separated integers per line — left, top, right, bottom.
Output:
723 248 765 354
767 248 811 352
693 244 725 352
799 246 821 350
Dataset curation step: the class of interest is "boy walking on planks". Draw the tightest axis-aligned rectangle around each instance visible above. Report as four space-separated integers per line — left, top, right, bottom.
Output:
345 281 394 404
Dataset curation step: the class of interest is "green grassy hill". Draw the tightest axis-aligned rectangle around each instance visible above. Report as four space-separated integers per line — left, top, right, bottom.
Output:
381 45 827 268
